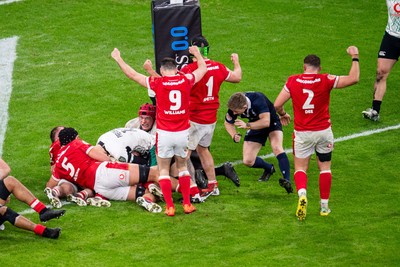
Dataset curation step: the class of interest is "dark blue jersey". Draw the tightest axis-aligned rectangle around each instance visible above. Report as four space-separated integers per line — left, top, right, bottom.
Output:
225 92 280 126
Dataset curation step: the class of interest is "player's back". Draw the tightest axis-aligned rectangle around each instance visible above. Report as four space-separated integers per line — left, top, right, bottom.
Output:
97 128 155 162
285 73 337 131
54 138 98 189
182 59 230 124
148 75 192 132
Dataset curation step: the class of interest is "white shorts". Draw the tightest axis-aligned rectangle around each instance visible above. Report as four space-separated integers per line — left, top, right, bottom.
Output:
94 162 131 201
156 129 189 159
188 121 216 150
293 127 334 159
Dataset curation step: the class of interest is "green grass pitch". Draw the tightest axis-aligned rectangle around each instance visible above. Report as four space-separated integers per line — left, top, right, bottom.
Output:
0 0 399 266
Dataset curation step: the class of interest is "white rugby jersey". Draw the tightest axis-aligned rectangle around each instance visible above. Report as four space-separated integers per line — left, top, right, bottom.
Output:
386 0 400 38
97 128 155 163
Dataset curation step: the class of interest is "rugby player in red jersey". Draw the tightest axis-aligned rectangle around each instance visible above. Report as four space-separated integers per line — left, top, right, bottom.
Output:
274 46 360 220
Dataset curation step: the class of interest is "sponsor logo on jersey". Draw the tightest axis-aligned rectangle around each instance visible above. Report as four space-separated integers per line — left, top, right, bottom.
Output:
394 3 400 13
207 65 220 71
296 78 321 84
162 78 185 86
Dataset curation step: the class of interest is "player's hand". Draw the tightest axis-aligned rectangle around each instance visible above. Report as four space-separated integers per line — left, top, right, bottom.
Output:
280 113 291 126
111 48 121 60
234 119 247 129
143 59 153 72
346 46 359 57
189 46 200 57
232 133 242 143
231 53 239 63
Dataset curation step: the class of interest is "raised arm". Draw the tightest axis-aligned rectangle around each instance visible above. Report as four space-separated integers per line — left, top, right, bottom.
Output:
111 48 148 88
187 46 207 83
226 53 242 83
143 59 160 77
336 46 360 89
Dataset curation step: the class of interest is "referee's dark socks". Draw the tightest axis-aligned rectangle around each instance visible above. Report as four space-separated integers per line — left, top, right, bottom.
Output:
252 157 273 172
277 152 291 181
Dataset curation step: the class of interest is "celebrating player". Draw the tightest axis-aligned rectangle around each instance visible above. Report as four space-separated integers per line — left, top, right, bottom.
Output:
179 35 242 194
111 46 207 216
274 46 360 220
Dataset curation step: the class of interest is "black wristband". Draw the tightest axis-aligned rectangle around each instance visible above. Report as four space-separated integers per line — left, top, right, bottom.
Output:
352 58 359 62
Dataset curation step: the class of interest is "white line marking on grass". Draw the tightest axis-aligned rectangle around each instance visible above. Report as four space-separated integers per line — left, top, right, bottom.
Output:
0 0 23 5
18 124 400 215
0 36 18 157
229 124 400 165
17 125 400 215
19 202 71 215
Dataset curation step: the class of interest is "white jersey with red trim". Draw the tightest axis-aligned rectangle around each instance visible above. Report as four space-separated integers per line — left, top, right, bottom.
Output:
97 128 155 163
284 73 338 131
386 0 400 38
147 74 193 132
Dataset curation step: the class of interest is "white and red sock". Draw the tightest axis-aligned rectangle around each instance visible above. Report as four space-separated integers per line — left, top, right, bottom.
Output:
52 187 61 197
76 190 89 200
30 199 46 214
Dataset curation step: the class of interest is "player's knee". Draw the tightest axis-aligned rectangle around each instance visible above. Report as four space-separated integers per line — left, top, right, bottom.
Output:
61 184 75 195
271 145 284 156
316 151 332 162
376 69 389 81
242 158 254 167
0 179 11 201
0 206 20 225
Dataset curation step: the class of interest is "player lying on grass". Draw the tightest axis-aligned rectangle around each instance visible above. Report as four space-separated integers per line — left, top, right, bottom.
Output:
0 159 64 238
45 126 111 208
96 127 206 204
0 204 61 239
49 127 162 213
